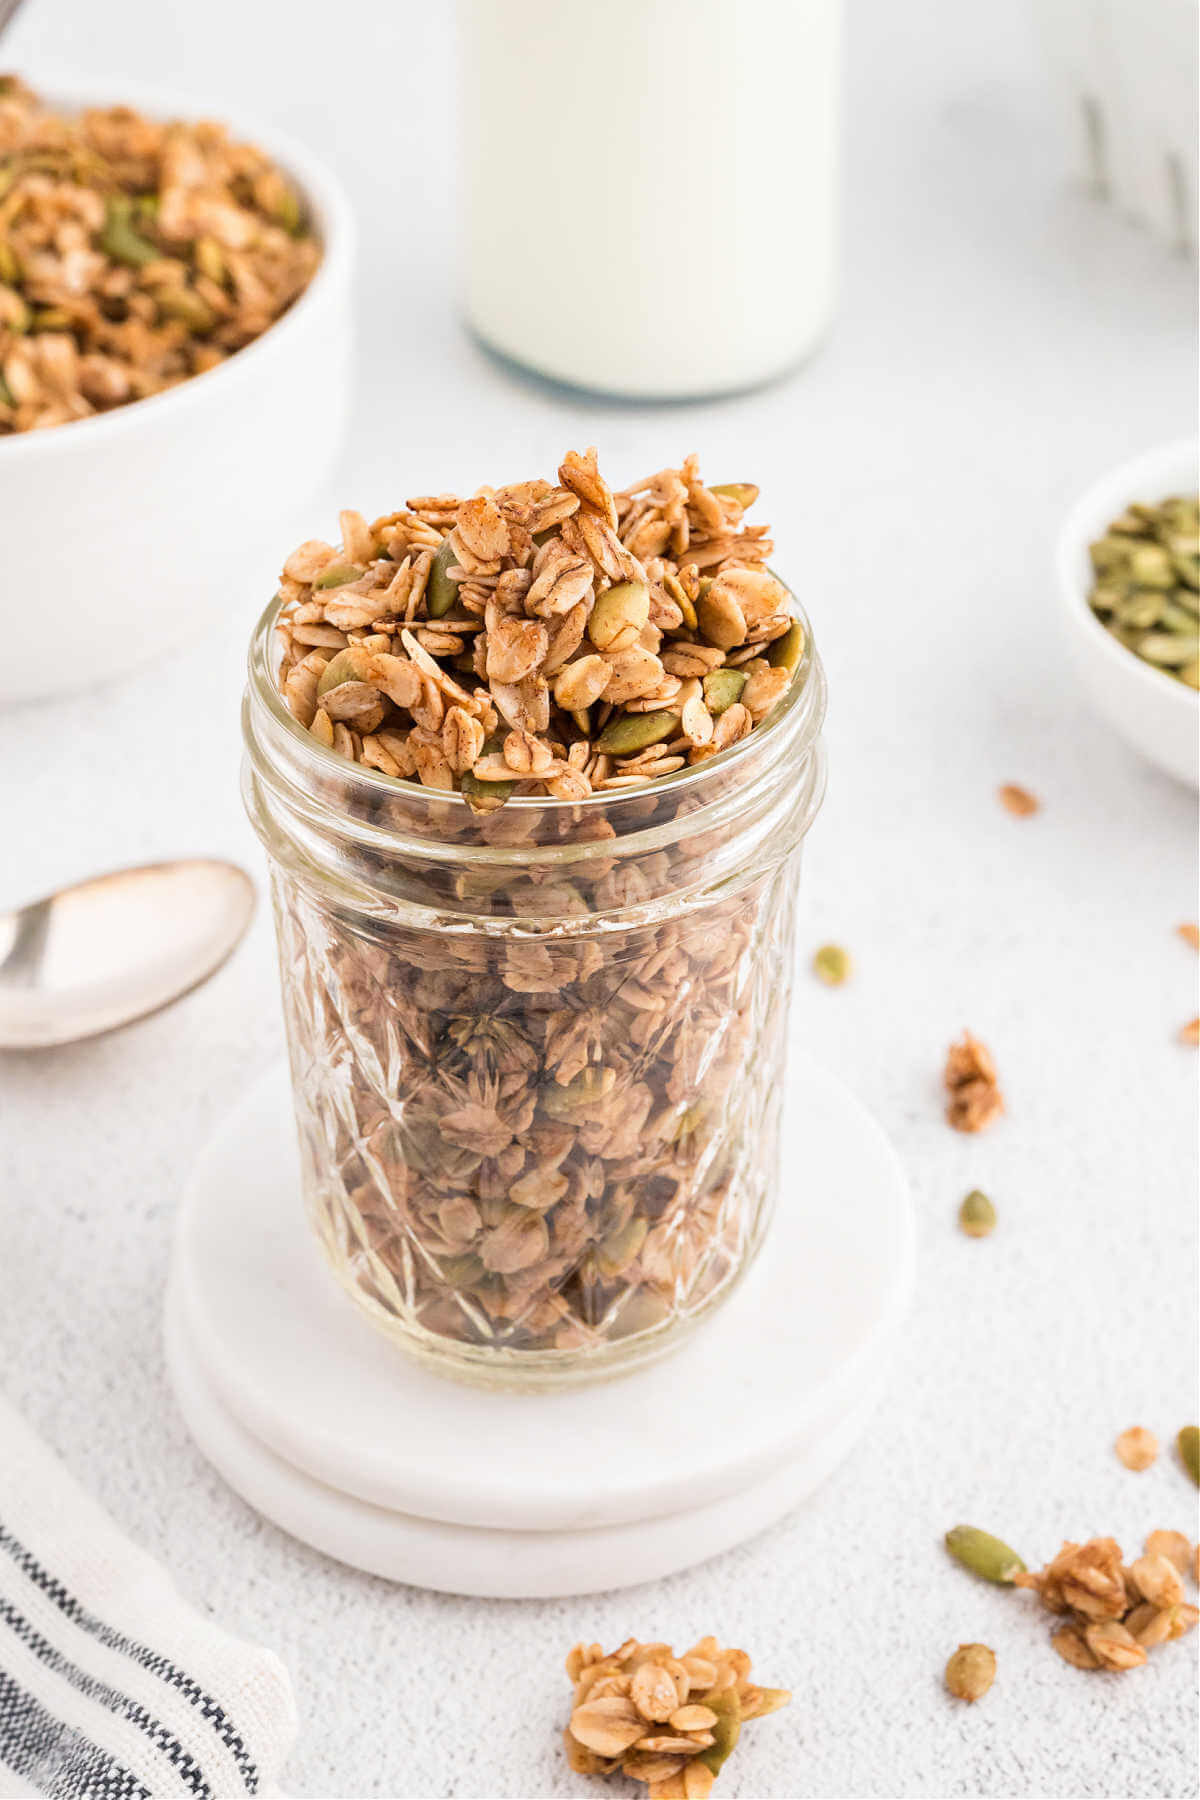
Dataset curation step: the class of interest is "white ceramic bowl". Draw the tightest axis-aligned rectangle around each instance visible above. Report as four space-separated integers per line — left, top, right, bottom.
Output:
0 80 354 704
1057 438 1198 788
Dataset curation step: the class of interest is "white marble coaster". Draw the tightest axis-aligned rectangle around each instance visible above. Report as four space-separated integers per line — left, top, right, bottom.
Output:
165 1061 913 1596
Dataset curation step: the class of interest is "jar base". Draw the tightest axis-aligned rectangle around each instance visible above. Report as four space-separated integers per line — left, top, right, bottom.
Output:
164 1058 913 1593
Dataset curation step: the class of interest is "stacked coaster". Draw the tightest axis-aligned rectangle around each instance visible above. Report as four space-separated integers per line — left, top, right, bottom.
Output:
165 1063 913 1598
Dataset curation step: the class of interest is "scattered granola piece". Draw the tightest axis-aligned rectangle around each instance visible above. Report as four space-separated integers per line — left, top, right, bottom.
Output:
1016 1535 1200 1672
562 1636 788 1792
944 1643 996 1702
0 78 320 435
1178 1426 1200 1486
944 1032 1004 1133
957 1189 996 1238
1051 1625 1100 1669
997 784 1039 817
1083 1619 1146 1670
1180 1018 1199 1047
1177 923 1200 951
1114 1426 1159 1472
812 943 851 986
1144 1530 1192 1574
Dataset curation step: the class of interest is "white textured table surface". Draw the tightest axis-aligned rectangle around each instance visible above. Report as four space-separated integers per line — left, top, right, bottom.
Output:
2 3 1196 1797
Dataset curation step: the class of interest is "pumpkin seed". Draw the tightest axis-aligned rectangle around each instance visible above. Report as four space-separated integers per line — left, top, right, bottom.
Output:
702 668 747 714
812 943 851 986
313 561 363 590
769 619 806 674
100 196 159 267
710 482 759 508
1137 631 1200 667
696 1689 741 1775
588 579 649 651
156 287 215 333
945 1643 996 1703
595 710 678 755
316 647 372 695
1178 1425 1200 1485
426 537 458 617
958 1189 996 1237
945 1525 1026 1583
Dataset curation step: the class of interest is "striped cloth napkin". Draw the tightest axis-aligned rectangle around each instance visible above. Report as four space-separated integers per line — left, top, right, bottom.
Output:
0 1394 296 1800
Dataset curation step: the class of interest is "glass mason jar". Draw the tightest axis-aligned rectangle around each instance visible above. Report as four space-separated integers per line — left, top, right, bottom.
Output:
243 591 826 1388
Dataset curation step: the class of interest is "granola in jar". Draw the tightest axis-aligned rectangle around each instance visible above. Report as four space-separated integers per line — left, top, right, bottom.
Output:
244 451 826 1385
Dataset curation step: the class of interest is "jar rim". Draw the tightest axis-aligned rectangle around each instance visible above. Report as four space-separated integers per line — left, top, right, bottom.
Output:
245 577 825 816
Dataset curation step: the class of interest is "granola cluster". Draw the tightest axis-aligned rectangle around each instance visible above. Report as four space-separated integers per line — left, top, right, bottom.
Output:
1016 1534 1199 1670
0 76 319 433
943 1030 1004 1133
274 448 804 804
563 1636 789 1797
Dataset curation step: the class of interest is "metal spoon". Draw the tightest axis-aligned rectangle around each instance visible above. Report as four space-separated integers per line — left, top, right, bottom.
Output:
0 860 255 1049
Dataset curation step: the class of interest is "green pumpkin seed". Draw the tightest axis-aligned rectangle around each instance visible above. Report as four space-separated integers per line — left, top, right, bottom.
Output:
769 619 807 674
30 307 71 331
426 537 458 617
1128 543 1175 587
945 1525 1026 1584
0 241 21 283
313 561 363 590
588 579 649 650
316 647 372 695
1137 631 1200 667
710 482 758 508
460 768 513 812
958 1189 996 1237
702 668 747 714
100 196 159 268
1178 1425 1200 1485
193 235 226 285
595 710 677 755
812 943 851 986
697 1689 741 1775
156 287 215 333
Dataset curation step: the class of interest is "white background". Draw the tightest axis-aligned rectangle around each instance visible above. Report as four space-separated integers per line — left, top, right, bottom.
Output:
1 2 1197 1796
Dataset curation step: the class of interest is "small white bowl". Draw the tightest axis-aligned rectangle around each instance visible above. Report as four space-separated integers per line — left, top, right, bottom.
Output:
0 79 354 704
1056 438 1198 788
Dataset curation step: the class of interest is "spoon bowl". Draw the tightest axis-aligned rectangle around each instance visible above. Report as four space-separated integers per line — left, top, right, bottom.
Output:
0 860 255 1049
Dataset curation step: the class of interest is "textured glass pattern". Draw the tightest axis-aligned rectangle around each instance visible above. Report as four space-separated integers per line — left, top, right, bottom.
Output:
272 862 798 1385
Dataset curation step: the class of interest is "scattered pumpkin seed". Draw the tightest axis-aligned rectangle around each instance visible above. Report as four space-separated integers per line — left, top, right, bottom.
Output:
595 710 678 755
945 1525 1027 1584
945 1643 996 1703
313 561 363 590
426 536 458 617
958 1189 996 1237
812 943 851 986
1178 1425 1200 1485
702 668 747 714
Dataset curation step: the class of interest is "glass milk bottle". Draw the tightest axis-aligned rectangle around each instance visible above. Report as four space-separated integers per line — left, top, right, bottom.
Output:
458 0 841 398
